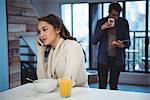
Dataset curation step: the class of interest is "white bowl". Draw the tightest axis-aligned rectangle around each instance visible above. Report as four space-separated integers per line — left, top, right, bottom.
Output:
33 79 57 93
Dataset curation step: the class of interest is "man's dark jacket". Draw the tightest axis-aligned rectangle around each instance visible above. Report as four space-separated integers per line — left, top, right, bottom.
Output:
93 17 131 66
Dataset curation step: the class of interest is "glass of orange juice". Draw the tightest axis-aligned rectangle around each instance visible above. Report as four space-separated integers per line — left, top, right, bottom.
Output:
58 77 72 98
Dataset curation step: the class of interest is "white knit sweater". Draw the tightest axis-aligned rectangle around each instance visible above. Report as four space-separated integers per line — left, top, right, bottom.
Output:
36 38 88 87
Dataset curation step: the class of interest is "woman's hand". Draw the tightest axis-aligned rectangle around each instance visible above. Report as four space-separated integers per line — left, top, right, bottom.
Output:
37 35 44 46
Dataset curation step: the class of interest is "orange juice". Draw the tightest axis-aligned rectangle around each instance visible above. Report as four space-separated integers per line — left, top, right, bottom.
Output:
59 78 72 97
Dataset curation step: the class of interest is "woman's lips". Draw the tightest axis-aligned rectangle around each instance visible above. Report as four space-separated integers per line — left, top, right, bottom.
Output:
42 38 47 43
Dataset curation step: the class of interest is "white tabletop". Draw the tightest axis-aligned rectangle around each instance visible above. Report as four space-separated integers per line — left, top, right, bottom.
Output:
0 83 149 100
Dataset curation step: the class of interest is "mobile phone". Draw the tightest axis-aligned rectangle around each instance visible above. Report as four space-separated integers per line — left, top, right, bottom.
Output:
122 39 129 43
38 38 44 46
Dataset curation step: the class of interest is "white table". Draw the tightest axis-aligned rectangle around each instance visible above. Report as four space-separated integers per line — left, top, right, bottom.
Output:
0 83 149 100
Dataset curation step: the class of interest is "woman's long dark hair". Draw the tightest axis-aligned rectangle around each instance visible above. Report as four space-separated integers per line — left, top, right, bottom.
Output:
38 14 86 62
38 14 76 41
38 14 76 59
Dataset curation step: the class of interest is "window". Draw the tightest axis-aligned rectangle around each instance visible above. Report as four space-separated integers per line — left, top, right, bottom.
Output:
126 1 146 31
61 1 149 72
125 1 150 72
103 3 110 18
61 3 89 68
72 4 89 68
61 4 72 34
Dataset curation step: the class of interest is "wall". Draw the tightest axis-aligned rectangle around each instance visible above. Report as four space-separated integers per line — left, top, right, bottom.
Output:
7 0 38 88
30 0 125 17
0 0 9 92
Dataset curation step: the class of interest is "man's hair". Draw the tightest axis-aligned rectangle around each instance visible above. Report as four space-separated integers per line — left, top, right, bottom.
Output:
109 2 122 13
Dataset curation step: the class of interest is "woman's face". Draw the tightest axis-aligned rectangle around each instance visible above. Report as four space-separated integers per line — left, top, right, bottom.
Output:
38 21 60 46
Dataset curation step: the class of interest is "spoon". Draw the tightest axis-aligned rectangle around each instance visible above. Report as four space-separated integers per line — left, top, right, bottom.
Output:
26 78 37 83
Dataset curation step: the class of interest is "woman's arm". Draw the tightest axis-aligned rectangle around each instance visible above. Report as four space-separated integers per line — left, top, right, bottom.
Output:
64 41 86 87
36 45 47 79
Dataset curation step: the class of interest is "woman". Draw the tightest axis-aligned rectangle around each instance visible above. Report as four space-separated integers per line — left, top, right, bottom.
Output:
36 14 88 87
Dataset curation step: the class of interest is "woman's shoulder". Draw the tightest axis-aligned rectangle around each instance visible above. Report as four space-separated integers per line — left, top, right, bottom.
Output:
63 39 85 60
64 39 81 49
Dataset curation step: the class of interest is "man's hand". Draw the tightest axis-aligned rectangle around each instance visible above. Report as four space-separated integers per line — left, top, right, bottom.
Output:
111 40 125 48
101 21 114 30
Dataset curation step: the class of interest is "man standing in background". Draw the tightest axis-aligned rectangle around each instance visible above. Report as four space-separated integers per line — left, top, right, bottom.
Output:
93 2 131 90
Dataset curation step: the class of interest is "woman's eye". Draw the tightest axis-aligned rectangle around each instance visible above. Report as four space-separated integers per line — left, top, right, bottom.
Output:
43 28 47 32
37 30 40 34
